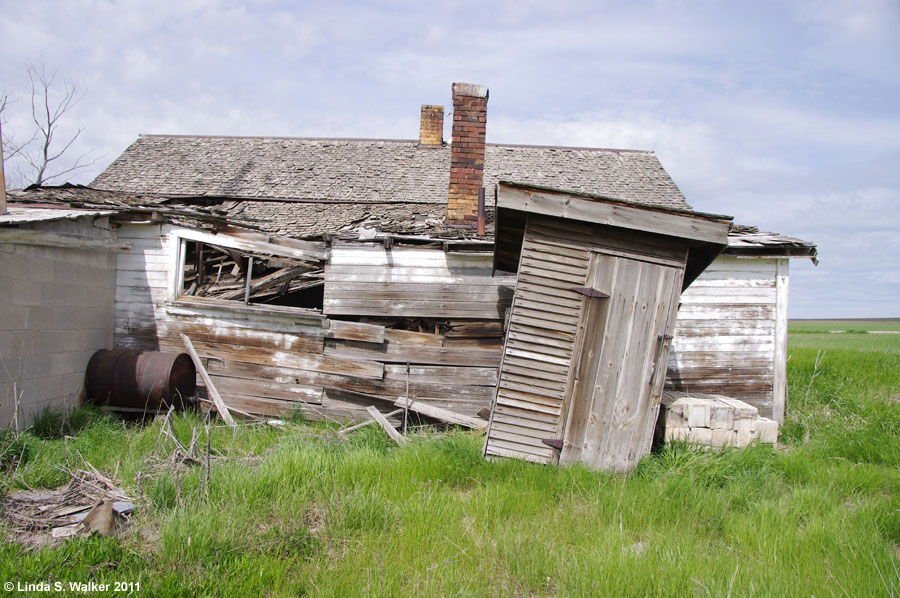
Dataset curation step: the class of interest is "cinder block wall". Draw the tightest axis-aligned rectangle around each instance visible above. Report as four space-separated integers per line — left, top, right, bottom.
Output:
0 217 116 428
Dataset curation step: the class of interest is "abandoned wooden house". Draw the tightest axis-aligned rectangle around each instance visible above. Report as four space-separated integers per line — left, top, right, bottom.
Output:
0 82 815 469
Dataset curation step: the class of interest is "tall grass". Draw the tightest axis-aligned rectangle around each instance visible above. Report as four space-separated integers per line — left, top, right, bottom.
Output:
1 338 899 596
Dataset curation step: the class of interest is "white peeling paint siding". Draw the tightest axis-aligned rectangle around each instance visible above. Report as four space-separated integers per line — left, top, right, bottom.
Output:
668 256 788 421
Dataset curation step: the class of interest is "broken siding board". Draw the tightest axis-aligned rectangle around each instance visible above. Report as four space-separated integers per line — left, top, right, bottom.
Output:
207 376 324 404
383 329 444 347
325 320 386 343
383 365 497 385
159 323 325 355
323 339 501 367
158 338 384 379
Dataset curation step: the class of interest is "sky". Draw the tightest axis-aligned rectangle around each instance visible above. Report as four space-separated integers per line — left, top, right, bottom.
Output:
1 0 898 318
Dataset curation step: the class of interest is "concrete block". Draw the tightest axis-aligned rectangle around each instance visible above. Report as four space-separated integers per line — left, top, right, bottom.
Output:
64 285 88 308
22 355 53 380
28 256 57 283
735 429 759 447
735 417 758 433
50 352 84 377
0 306 29 331
0 357 22 384
711 428 736 448
53 261 83 285
665 397 689 417
85 328 113 350
12 280 43 306
664 426 690 442
663 407 686 428
758 418 779 445
688 427 713 447
11 331 36 356
719 396 758 419
687 401 710 428
26 306 56 330
709 402 734 430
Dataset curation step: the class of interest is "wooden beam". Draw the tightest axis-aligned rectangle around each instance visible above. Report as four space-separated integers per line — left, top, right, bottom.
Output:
338 408 403 435
366 406 407 445
218 266 316 300
181 333 235 427
498 184 731 245
391 398 488 430
0 228 132 251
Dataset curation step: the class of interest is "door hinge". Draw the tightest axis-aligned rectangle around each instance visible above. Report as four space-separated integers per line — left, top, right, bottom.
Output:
542 438 563 451
569 287 610 299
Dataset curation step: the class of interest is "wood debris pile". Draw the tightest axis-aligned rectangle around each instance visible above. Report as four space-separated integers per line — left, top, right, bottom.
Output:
180 240 325 305
2 464 134 549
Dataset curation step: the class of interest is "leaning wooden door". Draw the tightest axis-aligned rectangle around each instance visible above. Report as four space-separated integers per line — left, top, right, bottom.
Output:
558 250 684 471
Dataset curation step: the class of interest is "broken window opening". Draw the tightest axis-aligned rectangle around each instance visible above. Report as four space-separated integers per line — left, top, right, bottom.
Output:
178 240 325 310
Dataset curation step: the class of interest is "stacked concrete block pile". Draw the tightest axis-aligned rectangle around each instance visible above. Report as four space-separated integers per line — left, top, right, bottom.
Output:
660 392 779 449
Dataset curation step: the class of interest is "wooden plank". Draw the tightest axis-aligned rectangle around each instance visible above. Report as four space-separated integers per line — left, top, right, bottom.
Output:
383 329 444 347
207 376 324 404
772 258 789 423
324 339 501 367
325 319 386 343
170 227 326 261
383 365 498 385
366 406 407 446
499 185 729 244
675 305 776 319
391 398 487 429
338 409 404 435
160 320 325 354
181 333 235 426
162 338 384 380
530 218 689 262
504 338 570 359
511 306 580 328
484 438 553 462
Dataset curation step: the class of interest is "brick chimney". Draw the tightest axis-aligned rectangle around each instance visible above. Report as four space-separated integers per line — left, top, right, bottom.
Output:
447 82 488 224
419 105 444 146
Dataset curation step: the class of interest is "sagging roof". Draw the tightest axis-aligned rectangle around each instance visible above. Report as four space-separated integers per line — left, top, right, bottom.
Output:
90 135 691 211
0 205 118 226
725 224 818 262
5 185 256 231
6 186 817 263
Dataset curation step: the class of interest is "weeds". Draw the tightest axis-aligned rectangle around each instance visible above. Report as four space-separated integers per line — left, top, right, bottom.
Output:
0 334 898 596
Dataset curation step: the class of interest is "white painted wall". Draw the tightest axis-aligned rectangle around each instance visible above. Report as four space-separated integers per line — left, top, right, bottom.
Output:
668 256 789 420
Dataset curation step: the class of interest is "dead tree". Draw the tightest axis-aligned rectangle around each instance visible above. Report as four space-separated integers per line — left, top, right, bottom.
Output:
0 62 95 187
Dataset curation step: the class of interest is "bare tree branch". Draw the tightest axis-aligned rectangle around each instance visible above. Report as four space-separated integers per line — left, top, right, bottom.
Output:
1 61 95 187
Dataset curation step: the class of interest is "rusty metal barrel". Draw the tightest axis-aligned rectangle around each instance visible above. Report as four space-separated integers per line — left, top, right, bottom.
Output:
86 350 196 410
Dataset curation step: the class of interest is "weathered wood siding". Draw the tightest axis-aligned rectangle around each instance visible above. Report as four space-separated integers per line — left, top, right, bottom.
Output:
324 244 515 319
485 219 592 463
668 256 785 419
114 223 169 350
484 216 690 466
113 225 500 420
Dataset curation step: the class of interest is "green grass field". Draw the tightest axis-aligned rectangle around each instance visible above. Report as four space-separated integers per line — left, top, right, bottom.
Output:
2 326 899 596
789 319 900 354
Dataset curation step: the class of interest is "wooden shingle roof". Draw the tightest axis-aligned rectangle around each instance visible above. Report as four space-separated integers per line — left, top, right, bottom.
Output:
91 135 691 211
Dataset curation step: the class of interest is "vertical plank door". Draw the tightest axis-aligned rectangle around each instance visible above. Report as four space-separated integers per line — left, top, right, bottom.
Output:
558 250 684 471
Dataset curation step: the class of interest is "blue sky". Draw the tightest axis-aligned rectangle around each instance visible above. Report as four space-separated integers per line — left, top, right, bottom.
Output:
1 0 898 318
